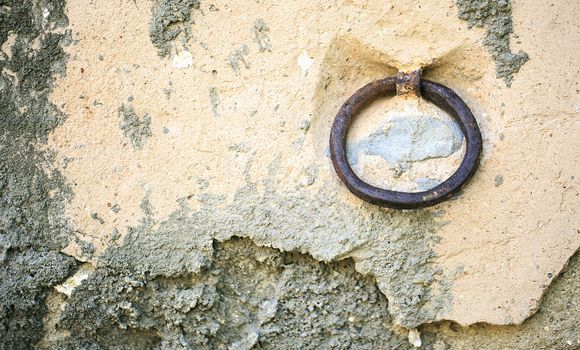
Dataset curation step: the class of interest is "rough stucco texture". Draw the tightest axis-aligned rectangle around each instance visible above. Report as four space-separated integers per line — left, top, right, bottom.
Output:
0 0 579 349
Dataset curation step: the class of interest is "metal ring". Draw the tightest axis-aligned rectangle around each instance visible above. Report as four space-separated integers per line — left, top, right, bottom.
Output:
329 76 482 209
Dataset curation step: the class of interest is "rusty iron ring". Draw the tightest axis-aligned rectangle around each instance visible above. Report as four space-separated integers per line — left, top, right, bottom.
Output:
329 75 482 209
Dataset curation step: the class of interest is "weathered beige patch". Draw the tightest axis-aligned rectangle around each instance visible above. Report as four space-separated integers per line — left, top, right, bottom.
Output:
48 0 579 326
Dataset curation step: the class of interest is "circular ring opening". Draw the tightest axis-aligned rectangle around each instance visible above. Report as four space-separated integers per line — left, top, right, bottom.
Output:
329 77 482 209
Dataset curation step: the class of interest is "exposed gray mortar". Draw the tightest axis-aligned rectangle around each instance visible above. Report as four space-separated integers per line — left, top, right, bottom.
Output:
149 0 201 57
52 154 452 338
456 0 529 86
228 44 250 77
118 103 153 150
0 1 79 348
0 2 575 349
51 239 580 350
253 19 272 53
209 86 220 117
0 250 77 350
56 237 413 349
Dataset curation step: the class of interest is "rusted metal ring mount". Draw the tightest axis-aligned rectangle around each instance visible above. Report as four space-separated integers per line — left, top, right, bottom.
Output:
329 73 482 209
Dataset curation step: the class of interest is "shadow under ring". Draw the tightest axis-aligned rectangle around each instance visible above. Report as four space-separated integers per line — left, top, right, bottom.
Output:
329 77 483 209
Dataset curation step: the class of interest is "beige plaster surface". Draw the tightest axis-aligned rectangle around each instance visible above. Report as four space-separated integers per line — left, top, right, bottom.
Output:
48 0 579 326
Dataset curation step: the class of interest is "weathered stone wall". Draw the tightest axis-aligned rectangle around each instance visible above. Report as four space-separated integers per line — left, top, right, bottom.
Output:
1 0 578 349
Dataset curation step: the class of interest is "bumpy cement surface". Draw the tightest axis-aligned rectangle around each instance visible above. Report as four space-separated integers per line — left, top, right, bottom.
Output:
118 103 153 150
1 0 579 349
48 237 409 349
38 240 580 350
0 1 79 348
456 0 529 86
149 0 201 57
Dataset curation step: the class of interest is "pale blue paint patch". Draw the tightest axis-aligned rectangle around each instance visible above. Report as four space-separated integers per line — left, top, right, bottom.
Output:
347 115 463 168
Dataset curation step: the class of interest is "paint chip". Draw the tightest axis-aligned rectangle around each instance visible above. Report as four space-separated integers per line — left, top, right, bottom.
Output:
55 263 95 296
1 33 16 59
298 51 314 75
172 50 193 69
408 328 422 348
